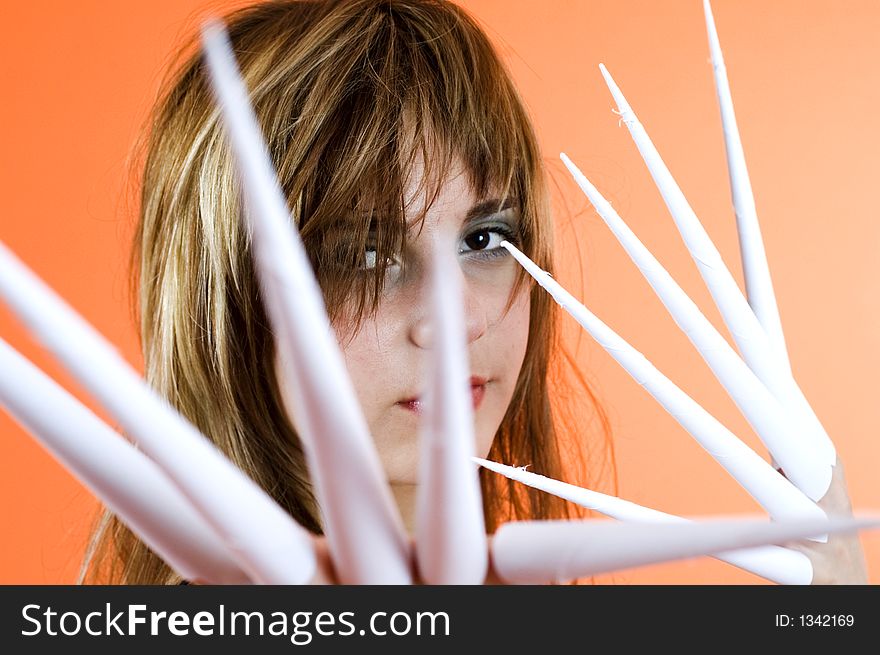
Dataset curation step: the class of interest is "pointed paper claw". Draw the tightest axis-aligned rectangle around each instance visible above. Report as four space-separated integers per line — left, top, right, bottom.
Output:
491 515 879 584
476 458 813 585
598 63 836 478
499 241 826 534
559 153 830 504
415 247 488 584
703 0 790 369
0 241 315 585
0 338 250 584
200 21 411 583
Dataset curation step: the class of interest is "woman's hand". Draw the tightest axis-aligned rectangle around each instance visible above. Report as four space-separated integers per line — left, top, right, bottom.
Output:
784 458 868 584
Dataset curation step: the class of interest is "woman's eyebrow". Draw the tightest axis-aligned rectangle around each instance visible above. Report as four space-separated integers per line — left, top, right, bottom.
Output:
368 198 515 234
463 198 514 225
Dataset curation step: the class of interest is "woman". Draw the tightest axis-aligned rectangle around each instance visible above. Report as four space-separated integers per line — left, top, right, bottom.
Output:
79 0 611 585
68 0 864 584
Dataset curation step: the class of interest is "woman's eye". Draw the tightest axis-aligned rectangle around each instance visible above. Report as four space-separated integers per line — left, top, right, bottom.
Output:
362 223 518 269
459 225 517 259
462 229 495 251
363 248 397 270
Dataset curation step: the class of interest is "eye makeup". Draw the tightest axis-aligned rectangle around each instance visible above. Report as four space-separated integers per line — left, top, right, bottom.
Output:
361 200 521 270
458 209 520 263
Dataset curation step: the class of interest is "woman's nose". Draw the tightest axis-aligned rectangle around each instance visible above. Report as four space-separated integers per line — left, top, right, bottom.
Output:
409 271 487 349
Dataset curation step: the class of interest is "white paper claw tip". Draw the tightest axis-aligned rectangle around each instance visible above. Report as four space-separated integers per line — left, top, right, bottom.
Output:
702 0 791 376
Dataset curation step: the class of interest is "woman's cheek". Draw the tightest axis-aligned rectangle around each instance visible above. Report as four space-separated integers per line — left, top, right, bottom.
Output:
479 286 531 457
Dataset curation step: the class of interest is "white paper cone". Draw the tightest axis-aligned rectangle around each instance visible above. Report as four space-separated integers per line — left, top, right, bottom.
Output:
0 241 315 585
201 22 411 584
559 153 830 503
492 515 878 584
476 457 813 585
415 248 488 584
0 338 249 584
599 64 836 480
703 0 790 369
499 241 825 532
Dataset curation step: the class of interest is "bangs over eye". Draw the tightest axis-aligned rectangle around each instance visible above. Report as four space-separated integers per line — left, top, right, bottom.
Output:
280 1 545 333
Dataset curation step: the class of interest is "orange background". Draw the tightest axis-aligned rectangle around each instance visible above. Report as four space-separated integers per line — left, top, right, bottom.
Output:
1 0 878 584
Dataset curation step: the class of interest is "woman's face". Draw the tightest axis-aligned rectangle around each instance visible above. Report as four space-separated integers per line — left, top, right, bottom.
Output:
335 159 532 485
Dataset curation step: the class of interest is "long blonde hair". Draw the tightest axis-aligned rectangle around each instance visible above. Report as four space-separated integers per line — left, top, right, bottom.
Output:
82 0 614 585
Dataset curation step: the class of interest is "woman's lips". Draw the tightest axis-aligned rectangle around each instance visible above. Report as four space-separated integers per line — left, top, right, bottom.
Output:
398 383 486 415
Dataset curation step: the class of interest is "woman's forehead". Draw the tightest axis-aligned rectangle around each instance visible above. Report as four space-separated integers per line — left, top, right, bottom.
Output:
339 142 518 239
